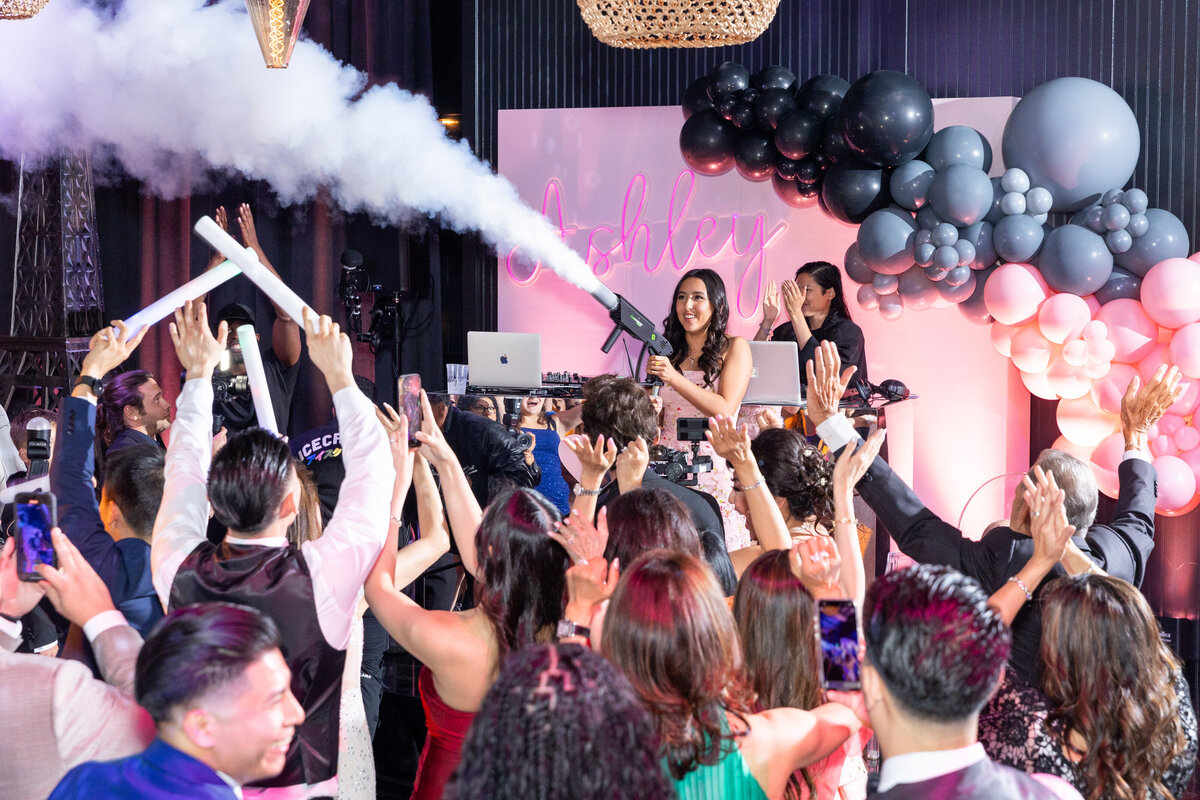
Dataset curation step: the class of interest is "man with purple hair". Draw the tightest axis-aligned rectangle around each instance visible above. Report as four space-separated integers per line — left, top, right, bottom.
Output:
97 369 172 457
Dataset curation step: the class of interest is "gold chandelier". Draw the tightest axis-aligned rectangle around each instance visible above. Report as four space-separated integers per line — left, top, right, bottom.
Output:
577 0 781 48
244 0 312 68
0 0 49 20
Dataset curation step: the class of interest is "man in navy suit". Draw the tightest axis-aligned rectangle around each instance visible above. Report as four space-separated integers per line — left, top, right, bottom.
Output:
50 603 305 800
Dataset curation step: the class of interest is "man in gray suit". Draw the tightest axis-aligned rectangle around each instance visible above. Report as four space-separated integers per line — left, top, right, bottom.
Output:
0 528 154 800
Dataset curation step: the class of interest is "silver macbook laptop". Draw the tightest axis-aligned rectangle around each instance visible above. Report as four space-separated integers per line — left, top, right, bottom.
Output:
743 341 804 405
467 331 543 389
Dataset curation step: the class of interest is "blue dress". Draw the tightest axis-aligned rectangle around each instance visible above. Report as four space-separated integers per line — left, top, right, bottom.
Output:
521 425 570 514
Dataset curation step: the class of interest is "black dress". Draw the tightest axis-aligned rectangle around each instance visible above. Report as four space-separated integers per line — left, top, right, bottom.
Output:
978 670 1198 800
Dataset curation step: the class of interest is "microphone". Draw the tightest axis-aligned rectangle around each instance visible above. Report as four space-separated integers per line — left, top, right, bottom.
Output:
340 249 364 272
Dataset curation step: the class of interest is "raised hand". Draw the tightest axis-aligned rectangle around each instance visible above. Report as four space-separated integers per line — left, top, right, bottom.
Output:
756 406 784 431
832 428 886 497
205 206 229 269
35 529 116 626
1023 466 1075 569
81 319 148 380
646 353 682 387
1121 365 1184 448
0 537 46 621
761 279 781 327
565 433 618 483
789 535 843 599
781 279 806 322
806 340 857 427
550 507 610 565
237 203 264 257
565 555 620 611
303 309 354 394
412 390 456 468
705 414 753 469
169 300 227 381
614 436 650 492
377 403 415 486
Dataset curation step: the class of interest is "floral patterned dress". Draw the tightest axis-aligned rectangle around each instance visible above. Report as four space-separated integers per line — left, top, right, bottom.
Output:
660 371 750 551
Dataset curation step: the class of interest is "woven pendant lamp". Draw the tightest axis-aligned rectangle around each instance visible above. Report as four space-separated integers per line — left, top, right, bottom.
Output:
0 0 50 20
577 0 781 48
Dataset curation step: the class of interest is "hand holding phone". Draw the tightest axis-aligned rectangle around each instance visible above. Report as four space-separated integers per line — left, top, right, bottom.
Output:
815 599 862 690
15 491 58 582
399 374 423 448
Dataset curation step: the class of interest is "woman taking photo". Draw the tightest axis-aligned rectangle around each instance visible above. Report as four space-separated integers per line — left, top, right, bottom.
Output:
516 397 571 514
648 268 752 550
756 261 868 392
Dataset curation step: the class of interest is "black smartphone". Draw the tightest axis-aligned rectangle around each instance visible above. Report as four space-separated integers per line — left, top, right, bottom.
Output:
14 491 57 582
815 599 862 690
676 417 709 442
399 374 422 448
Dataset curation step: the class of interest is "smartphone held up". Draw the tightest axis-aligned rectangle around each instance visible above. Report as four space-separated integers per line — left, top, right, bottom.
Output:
816 598 862 691
15 491 57 582
398 374 422 448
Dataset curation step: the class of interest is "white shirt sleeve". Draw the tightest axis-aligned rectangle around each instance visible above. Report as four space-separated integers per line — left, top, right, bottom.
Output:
302 386 395 650
1121 448 1151 463
150 379 215 606
82 610 129 642
815 413 863 453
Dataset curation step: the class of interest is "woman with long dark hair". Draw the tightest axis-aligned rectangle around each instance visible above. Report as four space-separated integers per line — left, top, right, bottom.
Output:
756 261 868 390
648 268 753 549
364 398 569 800
602 549 864 800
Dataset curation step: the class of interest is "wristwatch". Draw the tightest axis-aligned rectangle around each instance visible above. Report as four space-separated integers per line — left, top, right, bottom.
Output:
572 484 602 497
75 375 104 397
556 619 591 640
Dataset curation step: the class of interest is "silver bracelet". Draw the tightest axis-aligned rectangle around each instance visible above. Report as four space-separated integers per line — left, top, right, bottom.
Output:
740 476 766 492
389 513 404 526
1007 575 1033 601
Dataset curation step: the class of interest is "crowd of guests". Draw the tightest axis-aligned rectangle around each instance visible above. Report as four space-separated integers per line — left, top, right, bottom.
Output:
0 253 1196 800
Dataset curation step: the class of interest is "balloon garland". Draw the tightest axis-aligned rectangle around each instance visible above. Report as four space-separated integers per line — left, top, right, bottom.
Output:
680 64 1200 515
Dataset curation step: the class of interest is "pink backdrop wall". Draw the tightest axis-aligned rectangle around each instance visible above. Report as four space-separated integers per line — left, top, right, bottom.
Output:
497 99 1028 535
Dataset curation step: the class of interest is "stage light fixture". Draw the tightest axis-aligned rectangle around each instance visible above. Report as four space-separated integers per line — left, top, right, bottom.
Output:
245 0 311 68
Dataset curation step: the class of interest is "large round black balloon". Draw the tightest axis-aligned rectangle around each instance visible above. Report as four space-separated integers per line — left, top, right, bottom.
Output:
822 117 852 164
679 110 738 175
774 110 822 160
797 74 851 120
713 62 751 96
840 70 934 167
754 88 798 131
819 158 890 223
773 172 816 208
731 102 756 129
754 65 798 91
735 134 778 182
682 76 715 120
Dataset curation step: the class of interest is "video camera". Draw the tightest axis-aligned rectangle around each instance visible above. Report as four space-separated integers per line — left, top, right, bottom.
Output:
648 417 713 487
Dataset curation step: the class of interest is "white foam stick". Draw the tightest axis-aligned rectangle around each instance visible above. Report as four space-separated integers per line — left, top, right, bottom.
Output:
194 216 314 325
121 260 243 340
236 324 279 435
0 475 49 505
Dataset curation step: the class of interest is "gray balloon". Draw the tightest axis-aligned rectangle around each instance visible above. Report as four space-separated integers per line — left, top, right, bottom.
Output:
898 267 939 310
889 160 935 210
957 264 996 323
1001 77 1140 212
873 272 899 295
992 213 1045 263
857 207 919 275
954 239 976 266
1127 212 1149 238
1095 266 1142 304
923 126 993 172
844 243 875 284
1122 188 1149 215
961 221 997 268
916 205 941 230
934 245 959 270
944 265 973 287
928 164 995 226
1038 224 1114 295
939 270 978 302
878 293 904 320
1113 208 1190 276
914 242 936 266
1105 229 1133 254
931 222 959 247
984 177 1006 225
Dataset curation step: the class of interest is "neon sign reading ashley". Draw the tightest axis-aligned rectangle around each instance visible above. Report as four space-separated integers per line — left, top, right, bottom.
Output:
506 170 787 318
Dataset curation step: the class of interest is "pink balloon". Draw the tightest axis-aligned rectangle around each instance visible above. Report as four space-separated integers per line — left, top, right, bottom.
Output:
1062 339 1089 367
1010 326 1056 374
1140 257 1200 329
1151 435 1175 457
1170 378 1200 416
1135 343 1168 380
1170 323 1200 379
1158 413 1186 437
1082 294 1101 316
1090 363 1138 414
989 322 1021 358
1052 434 1097 464
1021 367 1059 400
1046 356 1092 400
1180 448 1200 485
1090 432 1125 498
1086 338 1116 365
1095 299 1159 364
1084 360 1111 380
1153 455 1198 514
1056 394 1119 447
1082 320 1108 343
1191 251 1200 264
1175 425 1200 452
1038 292 1092 344
984 262 1051 326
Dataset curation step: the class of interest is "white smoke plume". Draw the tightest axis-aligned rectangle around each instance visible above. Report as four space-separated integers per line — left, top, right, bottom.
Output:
0 0 613 303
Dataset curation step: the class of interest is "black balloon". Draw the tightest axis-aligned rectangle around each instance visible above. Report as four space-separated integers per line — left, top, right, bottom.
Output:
754 88 798 131
715 94 738 121
774 110 822 160
794 157 821 185
735 134 778 182
713 62 751 96
797 74 851 120
682 76 715 120
822 118 852 164
731 102 756 129
739 87 760 105
755 65 798 92
813 151 829 170
776 158 800 180
840 70 934 167
679 109 738 176
798 181 822 198
819 158 890 223
773 172 815 207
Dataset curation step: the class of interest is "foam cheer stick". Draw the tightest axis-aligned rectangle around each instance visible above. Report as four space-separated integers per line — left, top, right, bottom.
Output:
236 324 279 435
121 260 242 341
193 215 314 324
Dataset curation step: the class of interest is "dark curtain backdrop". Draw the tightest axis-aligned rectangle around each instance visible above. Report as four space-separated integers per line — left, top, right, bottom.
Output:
464 0 1200 622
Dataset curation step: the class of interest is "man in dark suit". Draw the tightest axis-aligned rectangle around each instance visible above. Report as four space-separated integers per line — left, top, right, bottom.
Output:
50 603 305 800
806 341 1178 681
862 564 1074 799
